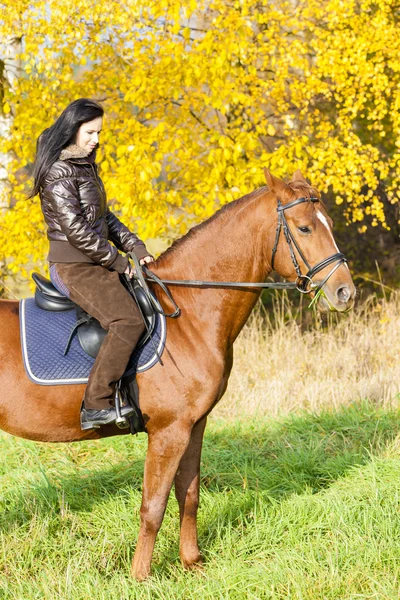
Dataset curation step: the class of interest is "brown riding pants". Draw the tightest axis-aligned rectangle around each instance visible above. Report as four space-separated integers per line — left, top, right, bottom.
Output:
51 262 145 410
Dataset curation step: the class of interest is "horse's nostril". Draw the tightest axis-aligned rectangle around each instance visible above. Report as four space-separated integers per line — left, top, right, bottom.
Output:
337 285 350 303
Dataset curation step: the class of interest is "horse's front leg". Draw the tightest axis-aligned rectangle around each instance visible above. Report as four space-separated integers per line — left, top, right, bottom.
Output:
174 416 207 569
131 420 192 581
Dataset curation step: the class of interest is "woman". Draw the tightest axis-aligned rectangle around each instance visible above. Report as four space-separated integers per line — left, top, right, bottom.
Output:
30 98 154 430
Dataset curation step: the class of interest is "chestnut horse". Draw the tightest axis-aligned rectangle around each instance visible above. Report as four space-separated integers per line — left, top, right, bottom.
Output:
0 170 355 580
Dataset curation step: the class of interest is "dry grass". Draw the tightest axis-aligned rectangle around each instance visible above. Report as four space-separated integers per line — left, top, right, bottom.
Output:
216 291 400 420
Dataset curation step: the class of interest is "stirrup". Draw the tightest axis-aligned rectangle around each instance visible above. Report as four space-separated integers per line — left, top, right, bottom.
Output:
114 380 131 430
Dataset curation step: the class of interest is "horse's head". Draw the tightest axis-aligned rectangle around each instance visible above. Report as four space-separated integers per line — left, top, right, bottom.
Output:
264 169 356 312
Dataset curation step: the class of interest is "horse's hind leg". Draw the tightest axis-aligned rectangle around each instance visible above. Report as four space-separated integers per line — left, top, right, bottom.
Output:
174 416 207 569
131 420 193 581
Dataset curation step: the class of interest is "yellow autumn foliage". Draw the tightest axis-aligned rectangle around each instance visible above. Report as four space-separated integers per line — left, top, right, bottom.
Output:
0 0 399 278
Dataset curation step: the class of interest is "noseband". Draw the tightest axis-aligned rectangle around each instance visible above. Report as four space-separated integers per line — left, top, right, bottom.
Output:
271 197 347 294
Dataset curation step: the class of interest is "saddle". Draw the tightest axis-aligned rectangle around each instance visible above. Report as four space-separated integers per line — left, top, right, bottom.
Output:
32 272 156 360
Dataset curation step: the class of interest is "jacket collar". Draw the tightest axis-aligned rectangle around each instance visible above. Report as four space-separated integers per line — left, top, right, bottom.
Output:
59 144 96 162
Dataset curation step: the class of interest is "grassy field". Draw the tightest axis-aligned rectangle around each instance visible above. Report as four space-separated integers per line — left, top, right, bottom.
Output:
1 293 399 599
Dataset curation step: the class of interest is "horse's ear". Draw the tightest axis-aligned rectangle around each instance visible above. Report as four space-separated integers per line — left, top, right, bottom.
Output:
292 169 308 183
264 169 289 195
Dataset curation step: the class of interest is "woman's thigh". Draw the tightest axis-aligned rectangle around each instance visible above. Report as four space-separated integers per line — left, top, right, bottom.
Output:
52 262 142 333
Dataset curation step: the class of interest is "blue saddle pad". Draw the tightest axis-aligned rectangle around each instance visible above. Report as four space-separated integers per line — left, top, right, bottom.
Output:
20 297 166 385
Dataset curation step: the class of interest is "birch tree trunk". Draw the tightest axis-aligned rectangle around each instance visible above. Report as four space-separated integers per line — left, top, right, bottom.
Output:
0 35 21 211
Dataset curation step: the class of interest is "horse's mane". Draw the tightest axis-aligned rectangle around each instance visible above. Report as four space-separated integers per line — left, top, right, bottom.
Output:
156 185 269 266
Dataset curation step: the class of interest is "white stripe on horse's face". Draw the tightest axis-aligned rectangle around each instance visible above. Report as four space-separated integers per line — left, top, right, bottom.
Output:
316 209 350 272
316 209 339 251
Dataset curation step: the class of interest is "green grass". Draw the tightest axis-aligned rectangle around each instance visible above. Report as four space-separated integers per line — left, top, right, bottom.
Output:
1 400 400 599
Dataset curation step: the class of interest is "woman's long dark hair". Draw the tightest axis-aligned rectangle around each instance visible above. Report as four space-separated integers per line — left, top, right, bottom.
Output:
28 98 104 198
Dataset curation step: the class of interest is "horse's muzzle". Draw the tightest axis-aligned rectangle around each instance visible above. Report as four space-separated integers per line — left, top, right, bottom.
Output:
318 281 356 312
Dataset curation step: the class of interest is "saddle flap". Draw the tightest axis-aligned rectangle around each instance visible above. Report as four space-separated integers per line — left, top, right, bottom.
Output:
75 306 108 359
73 305 156 359
133 281 155 318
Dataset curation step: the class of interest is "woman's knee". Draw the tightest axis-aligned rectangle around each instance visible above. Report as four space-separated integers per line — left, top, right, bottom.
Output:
110 315 146 344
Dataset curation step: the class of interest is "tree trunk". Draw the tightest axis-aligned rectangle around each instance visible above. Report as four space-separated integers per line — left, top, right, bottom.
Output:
0 35 21 211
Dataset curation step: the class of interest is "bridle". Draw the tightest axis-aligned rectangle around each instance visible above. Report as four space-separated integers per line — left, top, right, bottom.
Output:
125 195 348 319
271 196 347 294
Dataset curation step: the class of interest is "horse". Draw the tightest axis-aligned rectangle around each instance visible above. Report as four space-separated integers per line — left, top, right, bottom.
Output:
0 170 356 580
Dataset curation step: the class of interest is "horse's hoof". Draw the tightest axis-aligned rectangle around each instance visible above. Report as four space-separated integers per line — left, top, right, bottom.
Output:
131 564 151 581
131 570 150 582
181 554 204 571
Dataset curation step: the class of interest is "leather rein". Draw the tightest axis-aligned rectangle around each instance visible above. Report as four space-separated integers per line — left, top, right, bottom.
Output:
126 196 347 319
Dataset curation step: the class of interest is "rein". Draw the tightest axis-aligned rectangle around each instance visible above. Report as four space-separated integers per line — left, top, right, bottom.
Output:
126 196 347 319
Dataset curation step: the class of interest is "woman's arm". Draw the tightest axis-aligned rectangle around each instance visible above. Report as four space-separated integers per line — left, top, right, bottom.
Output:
43 178 128 273
105 207 151 261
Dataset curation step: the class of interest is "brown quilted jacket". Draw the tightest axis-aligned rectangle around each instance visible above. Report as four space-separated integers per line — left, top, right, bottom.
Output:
39 144 149 273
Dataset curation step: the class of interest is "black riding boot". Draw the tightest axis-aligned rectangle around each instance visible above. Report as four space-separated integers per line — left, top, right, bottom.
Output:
80 404 135 430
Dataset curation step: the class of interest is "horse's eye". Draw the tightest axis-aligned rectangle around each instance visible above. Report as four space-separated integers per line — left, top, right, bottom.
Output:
298 226 311 234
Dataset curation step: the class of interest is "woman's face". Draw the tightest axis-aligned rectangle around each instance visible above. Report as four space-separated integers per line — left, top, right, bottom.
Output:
75 116 103 152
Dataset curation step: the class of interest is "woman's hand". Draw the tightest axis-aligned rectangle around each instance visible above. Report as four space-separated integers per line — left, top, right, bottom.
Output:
124 264 134 278
124 255 154 278
139 255 155 266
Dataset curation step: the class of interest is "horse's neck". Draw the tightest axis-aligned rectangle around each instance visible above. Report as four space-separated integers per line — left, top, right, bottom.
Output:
154 189 275 345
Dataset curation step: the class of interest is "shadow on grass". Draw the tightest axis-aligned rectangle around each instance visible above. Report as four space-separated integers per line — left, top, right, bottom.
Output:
202 399 400 495
0 455 146 533
1 400 399 535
